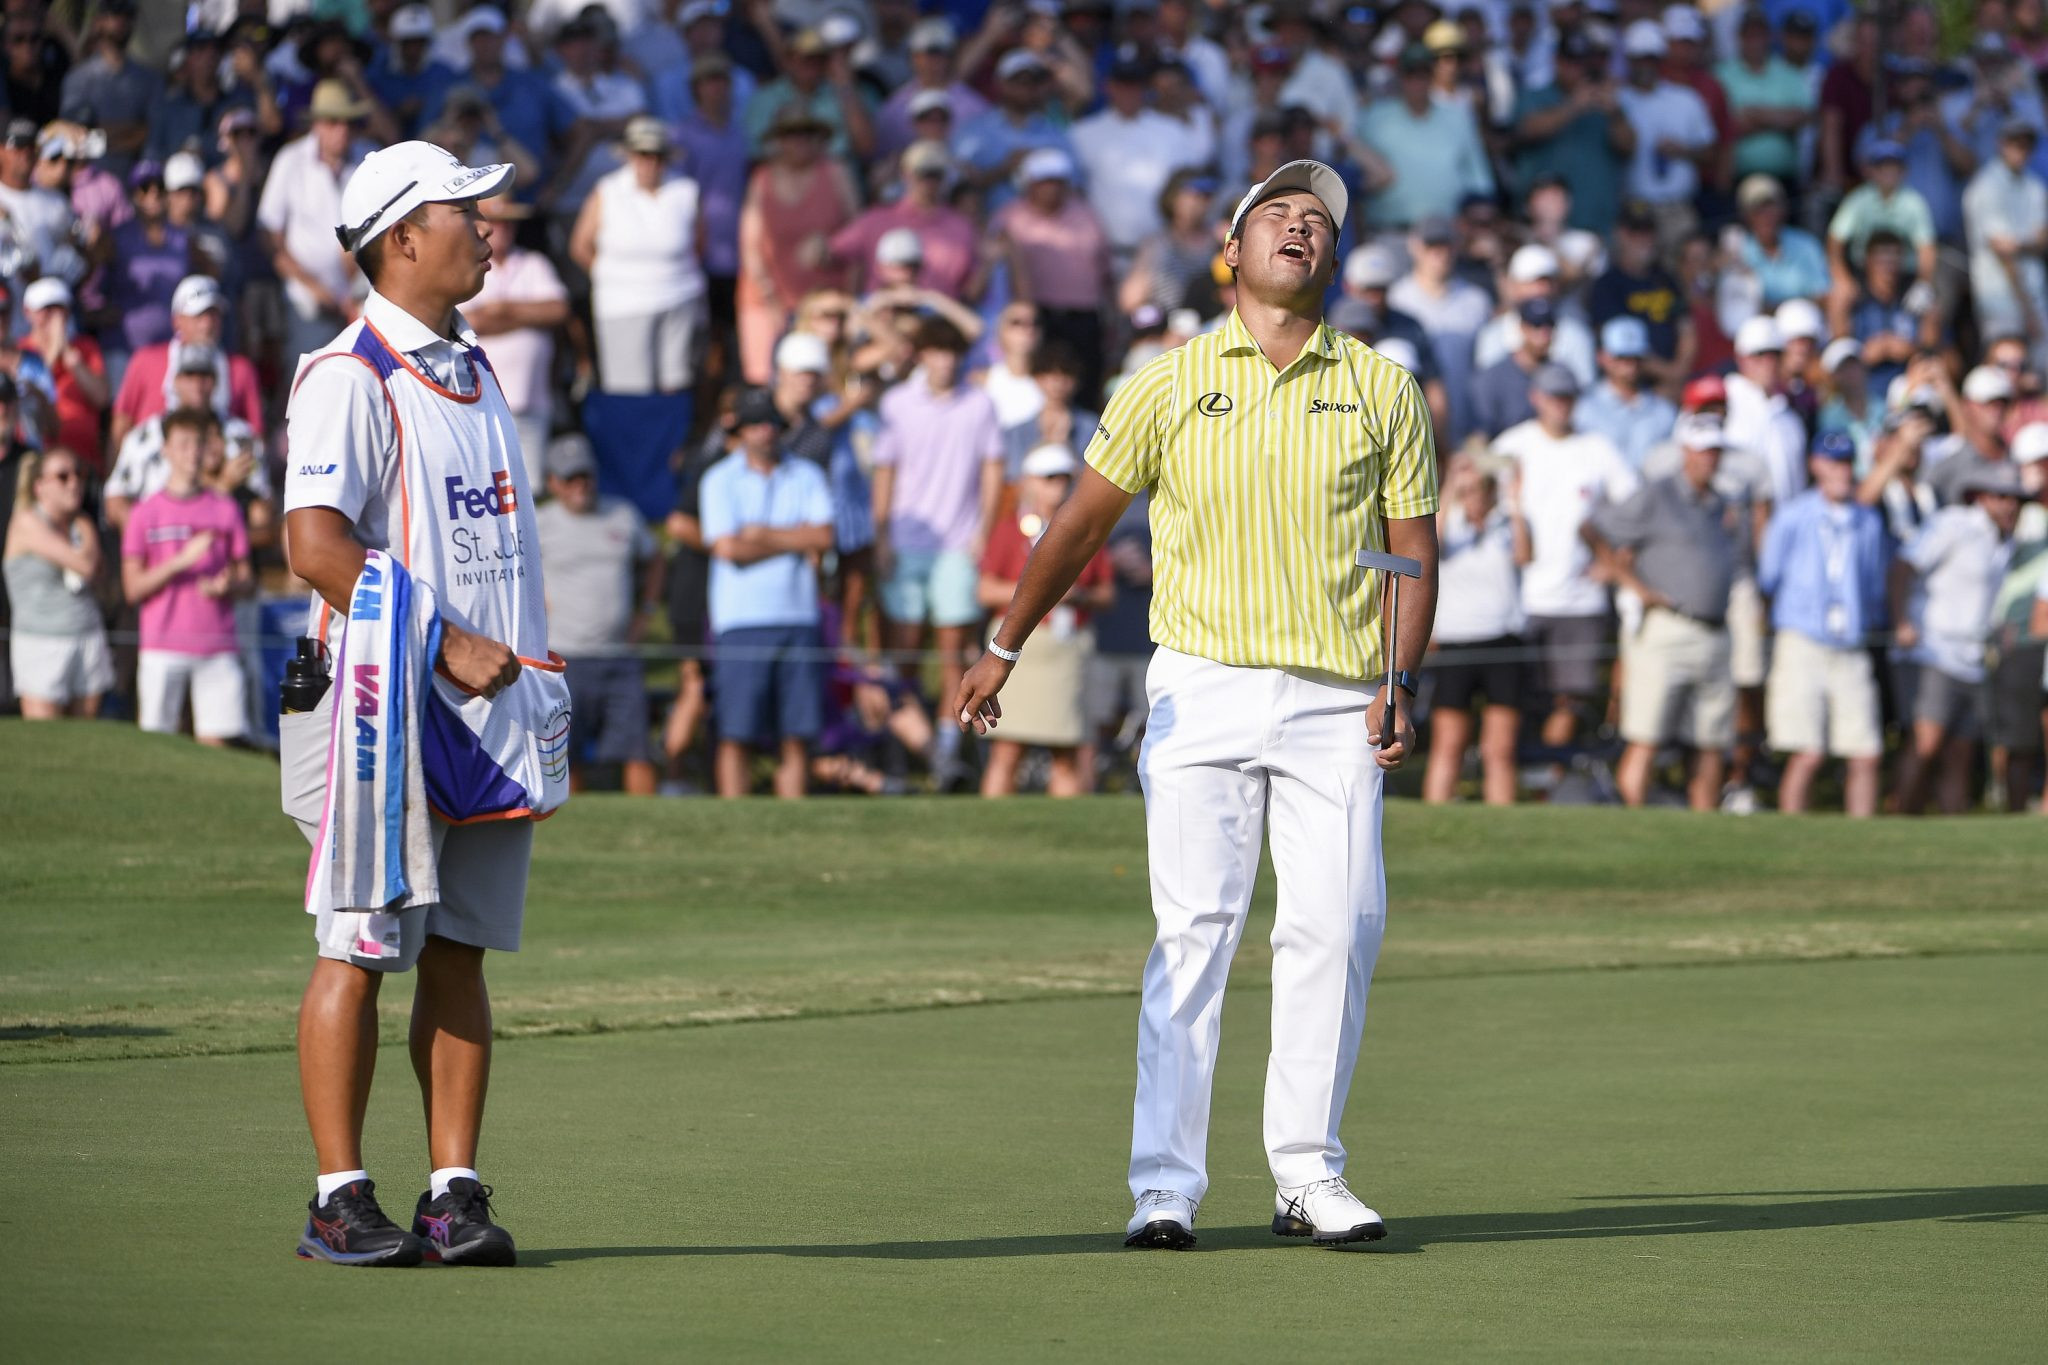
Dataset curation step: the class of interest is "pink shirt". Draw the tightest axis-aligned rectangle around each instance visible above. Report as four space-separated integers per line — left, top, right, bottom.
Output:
828 202 980 299
992 198 1109 311
468 246 568 416
122 487 248 656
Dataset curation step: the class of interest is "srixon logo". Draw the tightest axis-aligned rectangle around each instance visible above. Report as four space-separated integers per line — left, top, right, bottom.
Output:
353 664 381 782
444 470 519 520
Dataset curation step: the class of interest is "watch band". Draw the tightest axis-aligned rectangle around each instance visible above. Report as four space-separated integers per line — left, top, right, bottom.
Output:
1381 669 1417 697
987 640 1022 663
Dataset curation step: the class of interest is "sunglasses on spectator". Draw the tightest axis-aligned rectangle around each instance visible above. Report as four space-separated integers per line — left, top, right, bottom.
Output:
1003 316 1039 329
42 467 78 483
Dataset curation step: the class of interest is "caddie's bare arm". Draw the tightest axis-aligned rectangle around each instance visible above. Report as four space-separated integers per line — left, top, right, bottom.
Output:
952 466 1133 731
284 506 520 696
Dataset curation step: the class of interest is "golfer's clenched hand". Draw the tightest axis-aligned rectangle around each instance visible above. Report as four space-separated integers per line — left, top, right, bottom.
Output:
1365 689 1413 770
953 652 1011 734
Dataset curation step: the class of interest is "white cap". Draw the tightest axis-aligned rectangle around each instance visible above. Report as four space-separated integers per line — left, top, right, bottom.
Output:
996 49 1050 80
1507 243 1560 283
678 0 725 25
390 4 435 40
1962 364 2016 403
460 5 508 36
773 331 831 375
171 273 225 316
163 151 204 193
1623 19 1667 57
1015 146 1075 186
1734 315 1785 357
1166 307 1201 337
335 140 514 252
1676 413 1728 449
22 276 71 312
1228 158 1349 239
908 88 952 119
1820 337 1863 374
2011 421 2048 464
1345 245 1401 290
1775 297 1827 343
817 11 862 47
1373 336 1422 374
875 226 924 266
1021 443 1079 478
1662 4 1706 41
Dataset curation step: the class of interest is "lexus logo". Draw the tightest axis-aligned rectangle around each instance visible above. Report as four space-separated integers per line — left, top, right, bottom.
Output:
1196 391 1233 417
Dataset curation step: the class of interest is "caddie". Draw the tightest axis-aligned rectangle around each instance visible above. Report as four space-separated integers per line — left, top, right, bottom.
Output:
954 160 1441 1249
280 141 552 1268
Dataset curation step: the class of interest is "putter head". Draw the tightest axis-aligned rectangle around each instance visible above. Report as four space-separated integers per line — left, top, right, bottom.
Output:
1356 549 1423 579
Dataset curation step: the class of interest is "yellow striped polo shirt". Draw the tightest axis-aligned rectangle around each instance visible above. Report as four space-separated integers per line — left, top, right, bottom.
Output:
1084 309 1438 680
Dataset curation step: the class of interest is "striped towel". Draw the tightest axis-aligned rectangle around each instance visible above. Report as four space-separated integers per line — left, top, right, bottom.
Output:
306 551 443 959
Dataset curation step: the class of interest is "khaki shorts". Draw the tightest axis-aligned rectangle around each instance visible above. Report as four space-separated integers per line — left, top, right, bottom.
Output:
1726 577 1769 689
1621 609 1735 749
1766 630 1882 759
281 690 532 973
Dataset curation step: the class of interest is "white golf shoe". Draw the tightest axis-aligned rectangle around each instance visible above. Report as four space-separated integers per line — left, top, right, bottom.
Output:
1124 1189 1198 1249
1273 1177 1387 1245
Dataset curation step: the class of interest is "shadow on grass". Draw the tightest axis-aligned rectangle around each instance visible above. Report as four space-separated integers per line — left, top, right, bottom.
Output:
0 1025 173 1042
521 1184 2048 1266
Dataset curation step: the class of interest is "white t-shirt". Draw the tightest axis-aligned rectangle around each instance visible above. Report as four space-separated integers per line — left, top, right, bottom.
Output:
1493 419 1640 618
979 360 1043 430
1069 108 1198 252
255 134 368 321
1723 373 1807 505
1436 504 1525 642
0 182 76 276
1902 504 2013 683
468 246 568 417
1617 81 1715 204
589 166 705 320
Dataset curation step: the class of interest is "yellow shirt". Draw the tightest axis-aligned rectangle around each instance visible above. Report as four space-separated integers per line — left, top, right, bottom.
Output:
1085 310 1438 680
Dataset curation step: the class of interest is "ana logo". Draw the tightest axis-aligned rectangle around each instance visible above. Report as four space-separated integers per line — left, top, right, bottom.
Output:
444 470 520 520
1308 398 1360 415
1196 392 1234 417
298 464 337 477
352 663 381 781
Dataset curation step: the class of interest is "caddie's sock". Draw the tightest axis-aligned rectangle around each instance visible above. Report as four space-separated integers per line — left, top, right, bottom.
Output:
430 1166 481 1200
316 1169 371 1204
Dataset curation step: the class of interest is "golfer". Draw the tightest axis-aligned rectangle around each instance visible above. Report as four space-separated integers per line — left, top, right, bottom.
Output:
955 160 1440 1250
280 142 542 1267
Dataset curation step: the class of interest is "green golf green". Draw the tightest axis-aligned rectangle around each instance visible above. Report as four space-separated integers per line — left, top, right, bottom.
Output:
2 723 2041 1361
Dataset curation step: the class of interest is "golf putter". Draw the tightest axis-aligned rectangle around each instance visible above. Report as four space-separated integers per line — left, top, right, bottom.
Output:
1357 549 1423 736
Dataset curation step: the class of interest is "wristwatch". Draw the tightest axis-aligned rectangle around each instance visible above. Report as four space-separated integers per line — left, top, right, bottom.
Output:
1380 670 1418 698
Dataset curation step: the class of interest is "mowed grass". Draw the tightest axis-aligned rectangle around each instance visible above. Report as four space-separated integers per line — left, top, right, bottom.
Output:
1 721 2043 1361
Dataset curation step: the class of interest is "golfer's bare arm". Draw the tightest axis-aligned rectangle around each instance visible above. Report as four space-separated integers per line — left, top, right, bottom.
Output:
285 506 519 694
1384 514 1439 680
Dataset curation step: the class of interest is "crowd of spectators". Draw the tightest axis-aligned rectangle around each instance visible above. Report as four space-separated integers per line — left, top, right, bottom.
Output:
2 0 2047 815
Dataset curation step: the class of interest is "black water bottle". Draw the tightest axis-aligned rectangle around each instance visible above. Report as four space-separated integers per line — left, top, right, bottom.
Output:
280 637 331 714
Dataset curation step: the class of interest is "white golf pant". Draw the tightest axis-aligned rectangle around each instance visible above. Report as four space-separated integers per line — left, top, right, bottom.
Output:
1129 646 1387 1204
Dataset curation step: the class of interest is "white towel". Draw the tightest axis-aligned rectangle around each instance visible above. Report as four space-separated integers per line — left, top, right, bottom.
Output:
305 551 441 958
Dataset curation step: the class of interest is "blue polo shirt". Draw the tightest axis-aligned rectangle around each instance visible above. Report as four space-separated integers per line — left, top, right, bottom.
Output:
698 449 835 634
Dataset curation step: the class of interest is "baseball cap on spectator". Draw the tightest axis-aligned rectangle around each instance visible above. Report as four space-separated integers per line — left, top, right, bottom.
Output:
22 277 71 312
2010 422 2048 465
788 28 830 58
1810 430 1856 462
773 331 831 375
1374 336 1423 373
1414 214 1456 246
218 107 256 147
997 49 1051 80
461 4 509 35
1676 413 1728 449
1735 315 1785 356
172 274 226 316
128 159 164 190
2000 117 2039 146
1131 304 1166 334
1600 315 1650 356
908 16 955 50
1863 137 1907 166
37 126 77 161
164 151 204 192
1021 443 1079 479
1016 146 1076 189
1782 9 1817 34
176 342 221 373
1507 243 1559 281
1736 4 1771 30
1737 174 1785 211
677 0 725 25
1398 42 1434 73
1229 158 1350 238
1962 364 2015 403
1518 297 1559 328
622 116 671 154
1615 199 1657 234
690 52 732 84
1820 338 1863 373
1423 20 1465 52
1109 49 1155 83
389 4 435 40
1622 19 1666 57
4 117 38 148
335 140 513 252
1345 244 1401 290
1963 463 2027 498
902 139 951 178
1662 4 1706 41
1682 374 1728 410
908 89 951 120
309 79 374 123
1531 362 1579 398
1776 298 1827 343
733 386 786 430
546 432 598 479
818 12 862 48
876 227 924 266
1167 306 1202 336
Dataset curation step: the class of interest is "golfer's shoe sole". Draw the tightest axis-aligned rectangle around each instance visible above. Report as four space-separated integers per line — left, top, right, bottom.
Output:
1124 1219 1198 1250
1272 1213 1389 1245
295 1233 425 1266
